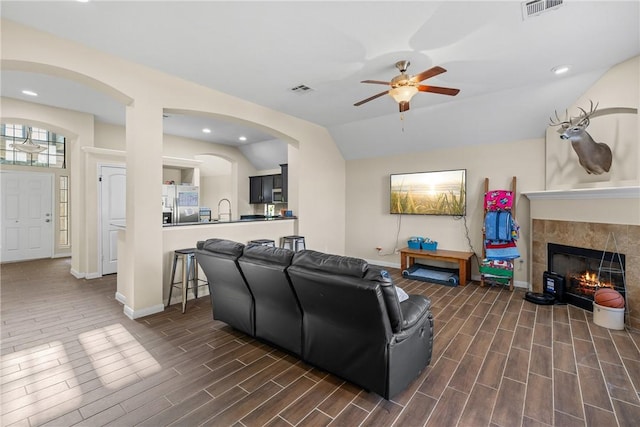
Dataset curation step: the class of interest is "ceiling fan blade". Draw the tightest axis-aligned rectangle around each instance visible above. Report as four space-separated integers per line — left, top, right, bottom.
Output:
418 85 460 96
354 90 389 106
399 101 410 112
361 80 391 85
412 66 447 82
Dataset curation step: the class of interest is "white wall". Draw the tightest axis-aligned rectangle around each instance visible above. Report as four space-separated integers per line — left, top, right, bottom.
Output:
346 138 546 285
545 56 639 190
95 121 125 150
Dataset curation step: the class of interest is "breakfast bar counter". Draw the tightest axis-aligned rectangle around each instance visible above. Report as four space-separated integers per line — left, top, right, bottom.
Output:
115 217 298 314
161 215 297 227
162 218 298 299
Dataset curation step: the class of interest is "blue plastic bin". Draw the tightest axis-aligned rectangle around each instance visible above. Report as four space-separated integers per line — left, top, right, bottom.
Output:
407 237 424 249
421 241 438 251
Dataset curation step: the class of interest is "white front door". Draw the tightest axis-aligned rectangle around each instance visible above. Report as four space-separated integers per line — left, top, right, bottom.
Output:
0 171 53 262
100 165 126 275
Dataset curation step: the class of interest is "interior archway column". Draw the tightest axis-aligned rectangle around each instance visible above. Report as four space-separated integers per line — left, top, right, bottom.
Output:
120 99 164 318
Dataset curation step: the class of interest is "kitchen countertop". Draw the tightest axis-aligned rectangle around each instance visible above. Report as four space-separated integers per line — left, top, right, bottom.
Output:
162 216 297 227
111 216 296 229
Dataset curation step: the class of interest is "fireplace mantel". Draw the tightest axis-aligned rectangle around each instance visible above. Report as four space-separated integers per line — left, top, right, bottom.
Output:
524 186 640 200
524 186 640 226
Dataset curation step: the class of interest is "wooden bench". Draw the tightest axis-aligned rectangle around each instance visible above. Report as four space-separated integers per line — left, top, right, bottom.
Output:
400 247 475 286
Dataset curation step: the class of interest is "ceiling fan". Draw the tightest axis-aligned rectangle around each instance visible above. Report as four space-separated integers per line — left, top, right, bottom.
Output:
354 60 460 112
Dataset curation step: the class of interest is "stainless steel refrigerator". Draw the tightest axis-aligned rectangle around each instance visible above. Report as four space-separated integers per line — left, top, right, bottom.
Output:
162 184 200 224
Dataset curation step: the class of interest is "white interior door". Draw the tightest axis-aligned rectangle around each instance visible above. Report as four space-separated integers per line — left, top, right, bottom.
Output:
0 171 53 262
100 165 126 275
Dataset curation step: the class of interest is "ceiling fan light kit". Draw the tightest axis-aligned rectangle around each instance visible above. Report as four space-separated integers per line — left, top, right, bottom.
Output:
389 86 419 103
355 60 460 113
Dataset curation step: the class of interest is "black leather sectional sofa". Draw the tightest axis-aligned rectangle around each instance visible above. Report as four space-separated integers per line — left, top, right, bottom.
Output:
195 238 434 399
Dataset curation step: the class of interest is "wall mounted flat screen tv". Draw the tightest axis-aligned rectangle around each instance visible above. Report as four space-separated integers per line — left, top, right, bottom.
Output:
390 169 466 216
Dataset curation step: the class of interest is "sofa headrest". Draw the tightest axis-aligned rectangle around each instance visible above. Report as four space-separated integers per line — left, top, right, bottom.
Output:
292 250 368 278
242 243 294 266
199 238 245 257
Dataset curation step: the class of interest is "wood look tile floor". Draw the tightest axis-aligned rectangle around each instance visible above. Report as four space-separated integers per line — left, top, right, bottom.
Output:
2 258 640 426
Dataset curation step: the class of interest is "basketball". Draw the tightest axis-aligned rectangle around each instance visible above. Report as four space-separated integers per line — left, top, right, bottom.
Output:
594 288 625 308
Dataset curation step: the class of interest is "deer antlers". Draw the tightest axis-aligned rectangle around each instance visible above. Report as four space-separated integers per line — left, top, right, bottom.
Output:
549 100 599 128
575 100 599 127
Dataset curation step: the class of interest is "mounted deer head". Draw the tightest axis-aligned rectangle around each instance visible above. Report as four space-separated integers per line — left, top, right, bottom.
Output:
549 100 612 175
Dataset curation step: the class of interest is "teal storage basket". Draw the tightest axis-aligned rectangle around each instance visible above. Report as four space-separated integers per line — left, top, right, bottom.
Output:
421 240 438 251
407 237 424 249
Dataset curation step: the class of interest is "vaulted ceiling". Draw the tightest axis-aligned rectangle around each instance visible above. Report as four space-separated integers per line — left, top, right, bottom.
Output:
1 1 638 170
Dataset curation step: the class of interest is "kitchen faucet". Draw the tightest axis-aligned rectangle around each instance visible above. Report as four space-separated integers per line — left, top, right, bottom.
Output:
217 198 232 221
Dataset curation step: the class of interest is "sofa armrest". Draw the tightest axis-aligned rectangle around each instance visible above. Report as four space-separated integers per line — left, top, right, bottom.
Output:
400 295 431 330
387 299 434 398
393 296 433 344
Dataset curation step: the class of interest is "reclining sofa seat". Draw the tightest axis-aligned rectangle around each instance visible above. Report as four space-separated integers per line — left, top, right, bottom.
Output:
238 244 301 356
195 239 254 336
287 250 434 399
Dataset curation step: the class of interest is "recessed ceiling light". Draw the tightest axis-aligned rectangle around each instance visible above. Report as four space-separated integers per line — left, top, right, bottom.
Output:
22 90 38 97
77 0 90 3
238 136 247 142
202 128 211 134
552 65 570 75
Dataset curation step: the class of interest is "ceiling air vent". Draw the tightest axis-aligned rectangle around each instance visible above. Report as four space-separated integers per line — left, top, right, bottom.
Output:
290 84 314 94
522 0 563 19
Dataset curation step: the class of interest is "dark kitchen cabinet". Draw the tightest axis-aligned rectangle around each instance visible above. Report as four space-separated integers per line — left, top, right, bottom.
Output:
249 175 275 204
273 174 283 189
280 164 288 203
249 176 262 204
249 165 287 204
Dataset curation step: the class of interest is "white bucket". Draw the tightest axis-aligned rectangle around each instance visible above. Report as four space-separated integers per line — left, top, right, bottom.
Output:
593 302 625 330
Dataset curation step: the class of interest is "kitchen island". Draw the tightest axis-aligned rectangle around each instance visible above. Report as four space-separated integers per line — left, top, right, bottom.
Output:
114 216 298 317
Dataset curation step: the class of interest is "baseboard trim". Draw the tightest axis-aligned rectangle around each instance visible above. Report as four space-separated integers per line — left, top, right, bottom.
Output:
70 269 84 279
165 288 210 307
69 269 101 280
123 303 165 320
53 252 71 259
115 292 127 305
514 280 529 289
471 274 529 289
363 258 400 269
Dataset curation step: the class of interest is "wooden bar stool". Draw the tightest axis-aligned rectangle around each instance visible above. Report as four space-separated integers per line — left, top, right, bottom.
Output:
167 248 207 313
280 235 306 252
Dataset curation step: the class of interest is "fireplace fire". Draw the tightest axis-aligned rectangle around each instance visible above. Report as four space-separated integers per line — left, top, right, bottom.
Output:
570 270 615 297
548 243 626 311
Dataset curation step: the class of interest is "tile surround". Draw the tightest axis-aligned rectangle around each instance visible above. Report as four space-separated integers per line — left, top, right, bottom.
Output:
532 219 640 330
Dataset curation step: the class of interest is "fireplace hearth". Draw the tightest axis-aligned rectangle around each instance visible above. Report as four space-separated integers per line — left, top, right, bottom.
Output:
547 243 626 311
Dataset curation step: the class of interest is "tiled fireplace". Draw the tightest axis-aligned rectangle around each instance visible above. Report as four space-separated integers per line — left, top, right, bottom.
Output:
526 186 640 330
547 242 626 311
531 219 639 329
